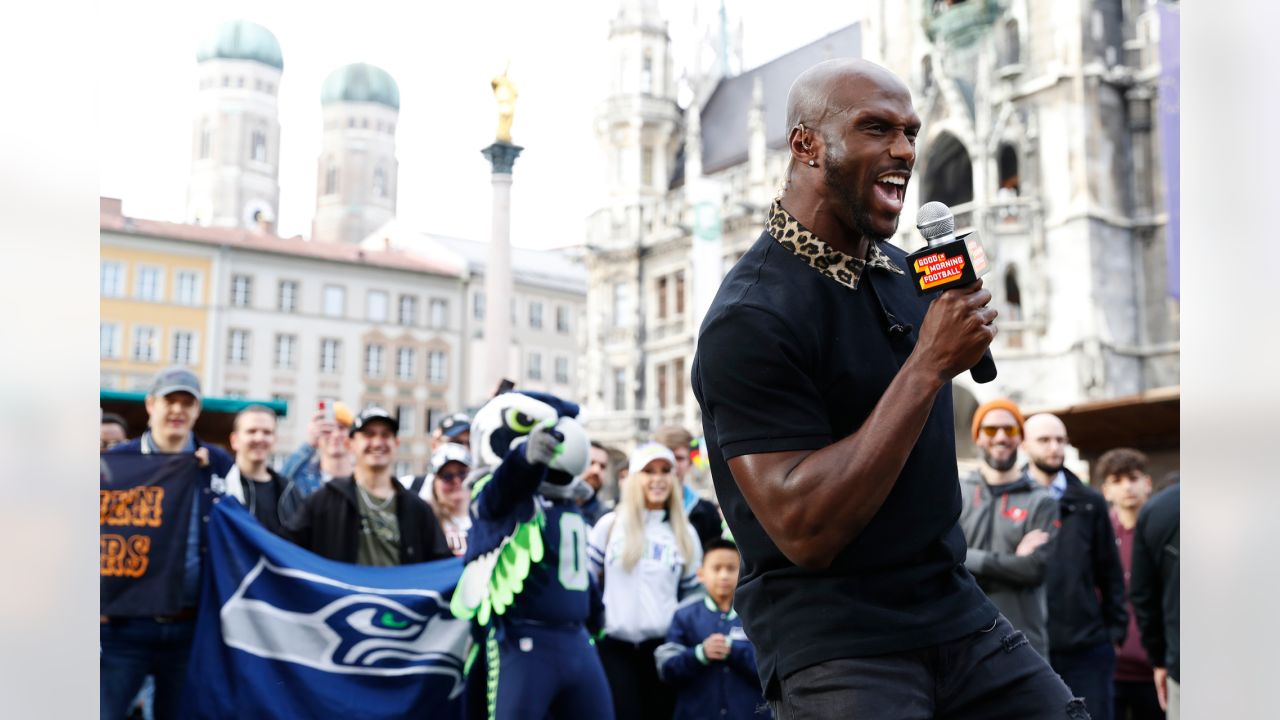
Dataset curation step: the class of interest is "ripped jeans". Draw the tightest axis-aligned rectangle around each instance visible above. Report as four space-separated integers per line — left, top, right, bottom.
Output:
769 614 1088 720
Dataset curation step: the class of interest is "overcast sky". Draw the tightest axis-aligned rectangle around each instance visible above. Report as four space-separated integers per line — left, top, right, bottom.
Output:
98 1 862 249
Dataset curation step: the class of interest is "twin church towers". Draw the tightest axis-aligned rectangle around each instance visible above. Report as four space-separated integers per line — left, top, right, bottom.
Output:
186 19 396 245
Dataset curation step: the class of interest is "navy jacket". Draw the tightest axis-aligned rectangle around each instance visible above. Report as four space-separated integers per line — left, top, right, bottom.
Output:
1039 467 1128 653
656 597 770 719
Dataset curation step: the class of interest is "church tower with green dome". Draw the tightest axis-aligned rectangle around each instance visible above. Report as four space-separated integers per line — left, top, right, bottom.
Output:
186 19 284 231
310 63 400 244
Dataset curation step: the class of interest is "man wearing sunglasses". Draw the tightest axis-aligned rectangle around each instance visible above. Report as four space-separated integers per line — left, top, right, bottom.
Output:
958 398 1059 660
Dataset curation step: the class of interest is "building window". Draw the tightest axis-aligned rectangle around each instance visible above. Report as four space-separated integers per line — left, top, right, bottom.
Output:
674 271 685 316
175 270 201 305
612 367 627 412
397 404 415 437
228 329 250 365
365 343 385 376
641 146 654 187
1005 265 1024 349
556 305 570 334
473 291 486 321
278 280 298 313
322 285 346 318
656 363 668 410
673 357 686 407
171 330 197 365
397 347 416 380
135 266 163 302
231 274 252 307
428 351 446 384
324 165 338 195
100 322 122 359
319 338 341 374
641 51 654 94
528 301 543 329
198 125 211 159
429 298 448 329
367 291 389 322
655 276 668 320
274 333 297 369
101 261 125 297
398 295 418 326
374 167 387 198
528 352 542 381
555 356 569 384
394 461 412 477
132 327 159 362
251 130 267 163
612 282 632 326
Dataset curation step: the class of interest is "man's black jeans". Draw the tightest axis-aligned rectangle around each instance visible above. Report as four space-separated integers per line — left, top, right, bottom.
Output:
769 614 1089 719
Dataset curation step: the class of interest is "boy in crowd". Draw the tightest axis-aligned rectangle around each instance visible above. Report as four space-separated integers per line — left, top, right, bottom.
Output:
656 538 769 719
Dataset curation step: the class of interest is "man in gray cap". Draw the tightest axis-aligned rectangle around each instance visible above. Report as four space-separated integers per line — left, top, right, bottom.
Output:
102 366 234 720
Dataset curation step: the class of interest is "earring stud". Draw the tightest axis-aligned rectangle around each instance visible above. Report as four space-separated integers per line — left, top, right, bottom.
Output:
808 160 816 167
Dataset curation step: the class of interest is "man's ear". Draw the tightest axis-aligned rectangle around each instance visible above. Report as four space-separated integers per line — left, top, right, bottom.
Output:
788 124 821 167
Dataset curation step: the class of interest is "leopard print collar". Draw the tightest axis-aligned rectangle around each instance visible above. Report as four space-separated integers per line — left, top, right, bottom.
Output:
766 200 904 290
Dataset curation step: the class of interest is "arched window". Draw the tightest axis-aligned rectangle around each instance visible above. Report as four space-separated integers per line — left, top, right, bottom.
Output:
997 144 1020 193
373 166 387 198
921 56 935 91
920 132 974 210
1005 265 1024 348
641 50 654 94
251 130 267 163
324 164 338 196
198 124 211 160
1002 19 1021 66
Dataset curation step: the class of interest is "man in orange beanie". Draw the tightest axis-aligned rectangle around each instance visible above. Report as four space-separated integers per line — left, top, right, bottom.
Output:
958 397 1058 658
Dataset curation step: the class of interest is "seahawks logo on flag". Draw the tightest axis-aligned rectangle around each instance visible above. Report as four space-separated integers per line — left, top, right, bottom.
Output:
221 557 469 696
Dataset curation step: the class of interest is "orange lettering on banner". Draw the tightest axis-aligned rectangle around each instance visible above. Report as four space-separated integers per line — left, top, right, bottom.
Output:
124 535 151 577
101 534 125 576
100 488 166 528
100 533 152 578
135 488 164 527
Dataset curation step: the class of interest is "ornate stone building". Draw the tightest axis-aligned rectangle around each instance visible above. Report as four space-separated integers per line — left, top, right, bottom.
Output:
312 63 401 245
584 0 1178 473
186 20 284 230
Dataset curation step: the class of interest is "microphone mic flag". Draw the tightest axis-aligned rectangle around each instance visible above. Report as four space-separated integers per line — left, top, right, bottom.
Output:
910 201 997 384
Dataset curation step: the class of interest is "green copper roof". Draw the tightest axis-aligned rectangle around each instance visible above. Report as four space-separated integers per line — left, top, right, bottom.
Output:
196 20 284 70
321 63 400 110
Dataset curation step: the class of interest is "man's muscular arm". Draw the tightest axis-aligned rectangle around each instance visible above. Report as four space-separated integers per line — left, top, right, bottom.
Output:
726 281 995 571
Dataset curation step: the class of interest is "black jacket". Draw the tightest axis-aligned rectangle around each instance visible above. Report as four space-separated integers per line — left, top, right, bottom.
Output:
287 476 451 565
1130 484 1179 681
1038 467 1129 654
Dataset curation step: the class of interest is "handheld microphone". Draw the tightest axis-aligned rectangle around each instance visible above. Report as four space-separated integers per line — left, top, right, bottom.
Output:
909 202 997 384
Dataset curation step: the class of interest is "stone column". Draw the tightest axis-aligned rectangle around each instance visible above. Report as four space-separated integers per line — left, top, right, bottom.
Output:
480 141 523 393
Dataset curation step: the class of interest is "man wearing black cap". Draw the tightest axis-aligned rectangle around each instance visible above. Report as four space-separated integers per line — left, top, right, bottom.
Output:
102 366 234 720
433 412 471 451
288 407 451 566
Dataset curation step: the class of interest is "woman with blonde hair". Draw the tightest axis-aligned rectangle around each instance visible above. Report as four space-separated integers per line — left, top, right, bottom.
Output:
589 442 702 720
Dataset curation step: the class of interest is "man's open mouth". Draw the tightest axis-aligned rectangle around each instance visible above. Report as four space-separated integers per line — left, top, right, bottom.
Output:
874 172 909 213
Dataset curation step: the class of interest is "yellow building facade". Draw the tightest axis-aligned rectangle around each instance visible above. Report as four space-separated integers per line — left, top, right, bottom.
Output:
100 201 218 391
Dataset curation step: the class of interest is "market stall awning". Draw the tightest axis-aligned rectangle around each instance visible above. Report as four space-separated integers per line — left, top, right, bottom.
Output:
1029 386 1179 455
100 390 289 450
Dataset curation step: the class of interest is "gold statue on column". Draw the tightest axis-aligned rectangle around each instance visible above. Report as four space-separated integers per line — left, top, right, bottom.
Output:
491 64 518 143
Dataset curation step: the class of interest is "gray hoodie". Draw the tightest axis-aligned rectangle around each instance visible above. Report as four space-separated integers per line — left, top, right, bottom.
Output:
958 471 1059 657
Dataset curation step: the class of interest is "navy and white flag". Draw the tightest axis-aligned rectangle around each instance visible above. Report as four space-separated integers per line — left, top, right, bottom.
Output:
100 453 199 616
184 500 469 719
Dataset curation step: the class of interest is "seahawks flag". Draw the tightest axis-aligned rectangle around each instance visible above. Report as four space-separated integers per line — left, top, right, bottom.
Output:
183 500 469 719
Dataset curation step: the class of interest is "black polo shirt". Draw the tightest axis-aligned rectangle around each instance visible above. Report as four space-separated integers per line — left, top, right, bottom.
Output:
691 202 995 694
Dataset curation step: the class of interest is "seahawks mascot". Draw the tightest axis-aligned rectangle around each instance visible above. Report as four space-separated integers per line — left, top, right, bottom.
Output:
451 390 613 720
